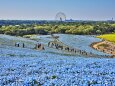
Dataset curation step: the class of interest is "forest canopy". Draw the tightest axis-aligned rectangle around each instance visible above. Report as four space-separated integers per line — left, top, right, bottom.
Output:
0 20 115 36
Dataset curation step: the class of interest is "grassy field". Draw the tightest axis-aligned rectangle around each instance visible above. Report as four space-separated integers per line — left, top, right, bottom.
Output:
97 33 115 43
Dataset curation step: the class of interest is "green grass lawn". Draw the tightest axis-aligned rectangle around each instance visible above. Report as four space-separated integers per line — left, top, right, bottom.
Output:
97 33 115 43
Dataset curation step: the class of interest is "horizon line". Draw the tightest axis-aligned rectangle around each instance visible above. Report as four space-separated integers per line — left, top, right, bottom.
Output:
0 19 114 21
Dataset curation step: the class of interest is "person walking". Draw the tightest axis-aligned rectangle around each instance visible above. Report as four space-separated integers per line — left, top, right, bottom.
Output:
23 43 25 48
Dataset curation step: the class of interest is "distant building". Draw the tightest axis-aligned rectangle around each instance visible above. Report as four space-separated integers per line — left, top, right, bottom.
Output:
107 18 114 22
112 18 114 21
65 19 74 22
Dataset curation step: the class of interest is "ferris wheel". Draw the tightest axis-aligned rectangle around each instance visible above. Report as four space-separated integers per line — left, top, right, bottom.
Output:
55 12 66 21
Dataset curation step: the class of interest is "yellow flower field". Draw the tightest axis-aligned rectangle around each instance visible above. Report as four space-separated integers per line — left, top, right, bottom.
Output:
97 34 115 43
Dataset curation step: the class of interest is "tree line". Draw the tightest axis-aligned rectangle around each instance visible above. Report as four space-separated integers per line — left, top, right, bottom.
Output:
0 21 115 36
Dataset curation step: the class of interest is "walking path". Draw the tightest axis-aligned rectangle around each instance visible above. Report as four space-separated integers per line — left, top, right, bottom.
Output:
48 39 113 58
91 41 115 57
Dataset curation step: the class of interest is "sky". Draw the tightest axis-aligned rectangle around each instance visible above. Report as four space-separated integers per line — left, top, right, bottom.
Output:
0 0 115 20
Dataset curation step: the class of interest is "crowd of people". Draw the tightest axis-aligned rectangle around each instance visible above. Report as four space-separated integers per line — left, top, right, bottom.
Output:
15 42 25 48
48 40 112 58
15 42 45 50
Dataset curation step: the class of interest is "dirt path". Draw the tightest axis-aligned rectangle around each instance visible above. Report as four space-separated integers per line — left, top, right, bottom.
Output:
91 41 115 57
